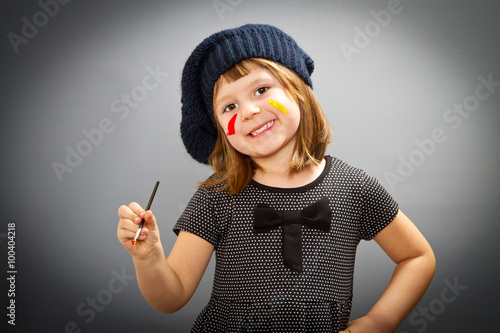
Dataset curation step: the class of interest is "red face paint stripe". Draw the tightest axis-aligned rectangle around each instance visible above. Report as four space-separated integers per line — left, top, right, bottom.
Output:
227 114 237 136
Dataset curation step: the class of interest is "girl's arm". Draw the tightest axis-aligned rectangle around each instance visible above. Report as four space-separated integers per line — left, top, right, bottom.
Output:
118 203 214 314
133 230 214 314
341 210 436 333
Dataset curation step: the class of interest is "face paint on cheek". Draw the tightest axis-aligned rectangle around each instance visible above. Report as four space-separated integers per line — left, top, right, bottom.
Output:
268 99 288 115
227 114 237 136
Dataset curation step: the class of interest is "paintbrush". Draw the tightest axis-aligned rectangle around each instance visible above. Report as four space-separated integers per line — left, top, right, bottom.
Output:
132 181 159 245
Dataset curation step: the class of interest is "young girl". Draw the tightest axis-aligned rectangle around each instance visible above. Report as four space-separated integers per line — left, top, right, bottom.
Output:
117 24 435 332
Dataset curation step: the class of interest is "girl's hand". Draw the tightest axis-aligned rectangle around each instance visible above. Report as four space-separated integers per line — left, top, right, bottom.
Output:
340 316 384 333
117 202 162 261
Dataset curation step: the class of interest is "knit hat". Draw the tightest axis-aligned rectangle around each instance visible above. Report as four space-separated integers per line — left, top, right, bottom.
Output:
180 23 315 164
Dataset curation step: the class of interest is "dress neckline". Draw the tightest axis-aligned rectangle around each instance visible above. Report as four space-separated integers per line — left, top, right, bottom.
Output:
249 156 332 193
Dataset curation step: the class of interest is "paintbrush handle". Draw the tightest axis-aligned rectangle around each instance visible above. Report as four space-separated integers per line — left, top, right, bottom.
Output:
132 181 160 245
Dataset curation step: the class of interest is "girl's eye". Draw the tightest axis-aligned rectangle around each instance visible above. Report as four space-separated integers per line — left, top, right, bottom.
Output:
255 87 268 96
223 103 238 112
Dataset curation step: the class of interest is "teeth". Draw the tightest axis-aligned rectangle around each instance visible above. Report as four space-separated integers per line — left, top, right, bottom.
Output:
251 121 274 136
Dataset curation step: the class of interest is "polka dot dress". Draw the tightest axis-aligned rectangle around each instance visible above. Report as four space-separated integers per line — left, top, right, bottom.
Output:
174 156 399 332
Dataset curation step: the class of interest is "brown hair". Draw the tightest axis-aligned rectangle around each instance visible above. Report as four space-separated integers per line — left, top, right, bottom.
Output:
202 58 331 194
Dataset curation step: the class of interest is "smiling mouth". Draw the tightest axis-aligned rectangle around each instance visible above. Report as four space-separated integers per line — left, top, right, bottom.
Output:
249 120 275 137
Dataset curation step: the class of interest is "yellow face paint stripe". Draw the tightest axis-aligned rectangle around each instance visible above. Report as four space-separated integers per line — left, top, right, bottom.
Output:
268 99 288 115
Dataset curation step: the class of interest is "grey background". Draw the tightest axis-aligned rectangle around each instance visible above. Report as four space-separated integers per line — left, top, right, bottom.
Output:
1 0 499 332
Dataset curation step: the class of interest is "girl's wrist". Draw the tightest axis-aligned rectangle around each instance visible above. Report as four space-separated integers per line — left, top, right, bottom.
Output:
132 242 165 266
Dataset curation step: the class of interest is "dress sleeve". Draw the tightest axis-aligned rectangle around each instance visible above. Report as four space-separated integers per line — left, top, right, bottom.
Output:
173 187 220 248
359 172 399 240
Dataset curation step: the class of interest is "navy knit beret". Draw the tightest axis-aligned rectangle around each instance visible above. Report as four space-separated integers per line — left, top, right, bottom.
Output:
180 23 315 164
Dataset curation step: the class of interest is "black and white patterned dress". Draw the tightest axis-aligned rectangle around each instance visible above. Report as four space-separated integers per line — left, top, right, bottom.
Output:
173 156 399 332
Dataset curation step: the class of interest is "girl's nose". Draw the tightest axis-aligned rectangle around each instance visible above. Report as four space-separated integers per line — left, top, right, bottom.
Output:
240 102 261 120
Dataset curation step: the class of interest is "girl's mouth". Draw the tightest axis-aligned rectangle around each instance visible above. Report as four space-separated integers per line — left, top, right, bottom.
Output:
249 120 275 137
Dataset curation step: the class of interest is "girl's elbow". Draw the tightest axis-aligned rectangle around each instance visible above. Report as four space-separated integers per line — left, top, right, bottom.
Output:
145 291 190 314
428 249 437 276
153 301 186 314
421 247 436 281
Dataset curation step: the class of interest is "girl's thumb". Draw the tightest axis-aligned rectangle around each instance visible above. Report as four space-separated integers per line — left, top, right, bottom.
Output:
143 210 157 230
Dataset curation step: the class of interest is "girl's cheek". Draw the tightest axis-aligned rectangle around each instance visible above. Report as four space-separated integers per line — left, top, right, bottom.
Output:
268 99 288 115
226 114 237 136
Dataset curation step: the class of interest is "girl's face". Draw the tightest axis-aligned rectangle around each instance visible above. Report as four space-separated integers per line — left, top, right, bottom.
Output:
213 65 301 162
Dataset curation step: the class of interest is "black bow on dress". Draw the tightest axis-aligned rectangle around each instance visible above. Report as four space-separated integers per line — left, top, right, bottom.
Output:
253 198 332 272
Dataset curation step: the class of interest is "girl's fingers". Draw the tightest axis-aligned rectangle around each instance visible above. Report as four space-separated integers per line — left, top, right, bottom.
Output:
128 202 146 220
118 204 134 220
118 203 144 224
117 200 159 249
128 202 146 217
117 222 138 245
117 208 141 236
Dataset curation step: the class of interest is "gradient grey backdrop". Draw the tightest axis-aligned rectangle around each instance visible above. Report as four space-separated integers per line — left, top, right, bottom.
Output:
1 0 499 332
